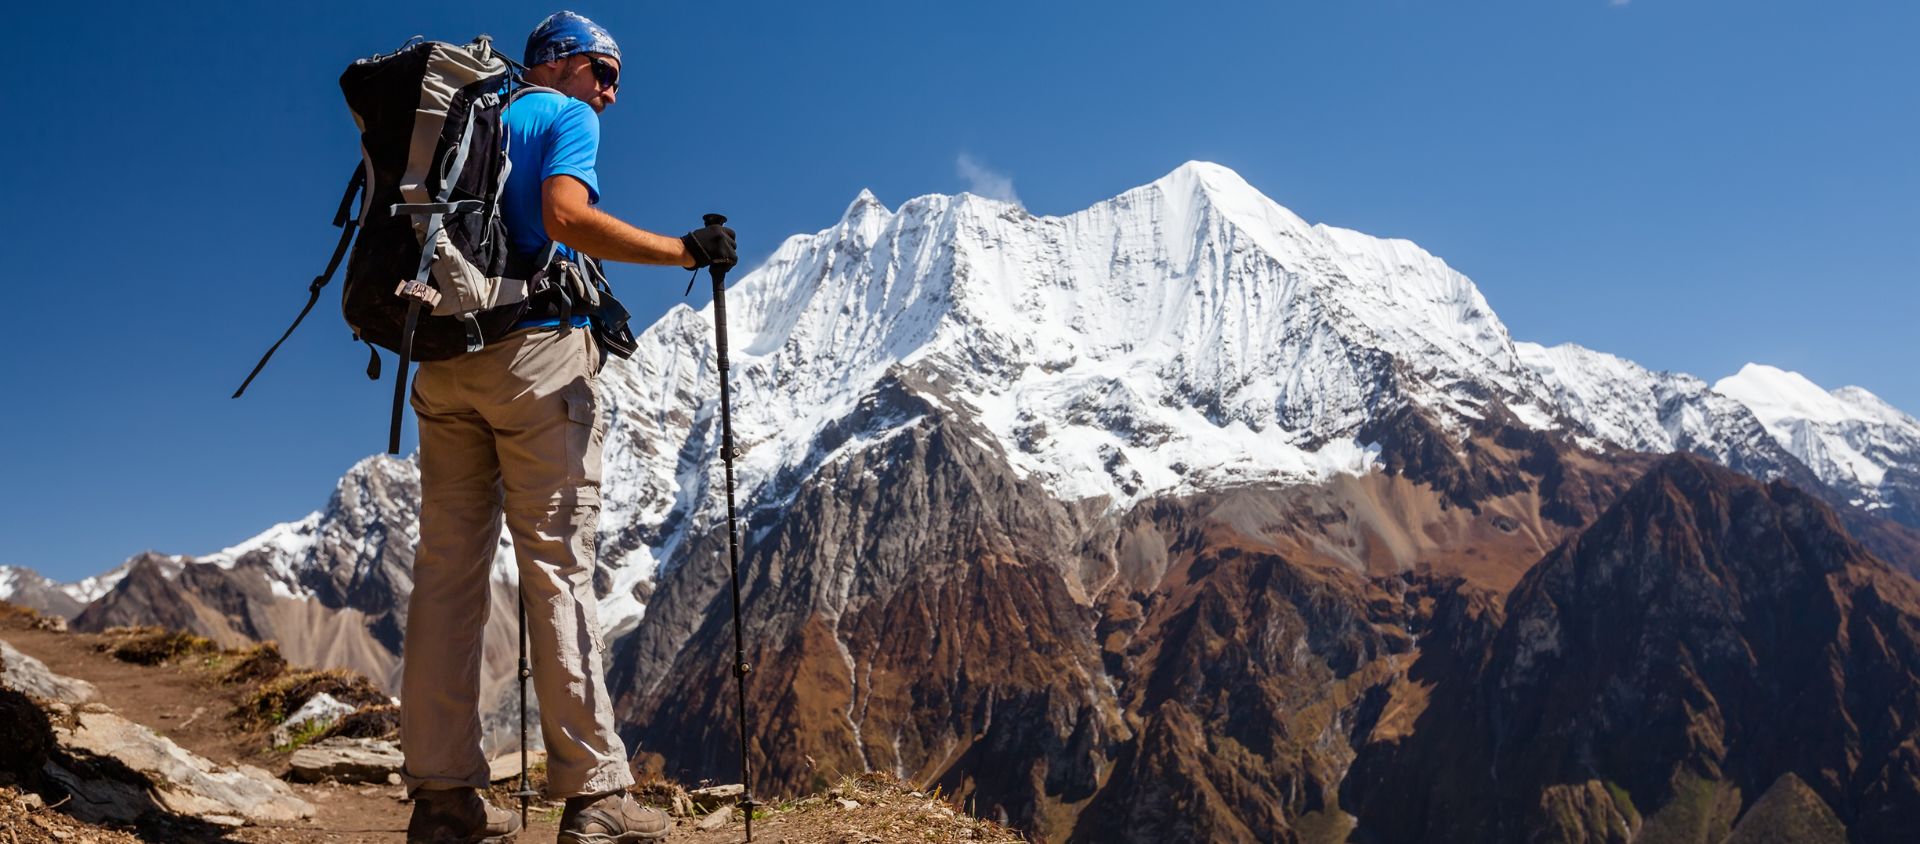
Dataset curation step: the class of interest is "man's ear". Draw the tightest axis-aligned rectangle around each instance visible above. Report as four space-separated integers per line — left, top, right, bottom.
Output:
525 59 566 86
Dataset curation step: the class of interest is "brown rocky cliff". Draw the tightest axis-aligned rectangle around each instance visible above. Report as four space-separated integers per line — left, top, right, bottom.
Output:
1346 453 1920 843
613 375 1119 841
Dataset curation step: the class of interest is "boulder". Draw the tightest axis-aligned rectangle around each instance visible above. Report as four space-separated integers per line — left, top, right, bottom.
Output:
0 638 99 704
688 782 745 812
288 736 404 784
697 805 733 831
52 705 312 823
487 749 547 783
268 692 359 747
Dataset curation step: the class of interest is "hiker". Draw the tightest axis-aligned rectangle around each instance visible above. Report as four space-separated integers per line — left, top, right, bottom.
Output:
399 11 737 844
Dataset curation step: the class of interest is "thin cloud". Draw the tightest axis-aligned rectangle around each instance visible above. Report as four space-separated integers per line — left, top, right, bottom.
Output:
956 153 1023 207
1610 0 1630 6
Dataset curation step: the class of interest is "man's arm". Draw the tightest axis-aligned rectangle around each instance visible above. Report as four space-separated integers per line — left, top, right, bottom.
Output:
542 175 696 268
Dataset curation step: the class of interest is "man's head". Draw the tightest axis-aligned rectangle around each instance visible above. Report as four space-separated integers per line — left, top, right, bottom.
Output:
523 11 622 113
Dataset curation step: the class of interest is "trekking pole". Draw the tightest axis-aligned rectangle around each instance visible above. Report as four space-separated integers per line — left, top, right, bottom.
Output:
689 213 756 841
514 585 535 825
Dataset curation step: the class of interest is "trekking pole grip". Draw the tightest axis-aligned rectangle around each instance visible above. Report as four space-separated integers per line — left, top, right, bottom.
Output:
705 213 732 289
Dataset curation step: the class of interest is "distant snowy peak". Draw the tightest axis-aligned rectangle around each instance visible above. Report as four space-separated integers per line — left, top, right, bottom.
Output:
1715 363 1920 493
0 565 48 602
1717 364 1867 427
1 563 119 618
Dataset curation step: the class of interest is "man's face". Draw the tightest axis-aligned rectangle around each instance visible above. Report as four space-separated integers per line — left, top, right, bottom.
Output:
553 53 619 113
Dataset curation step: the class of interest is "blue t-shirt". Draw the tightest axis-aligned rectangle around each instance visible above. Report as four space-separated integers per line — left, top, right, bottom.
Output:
501 91 600 259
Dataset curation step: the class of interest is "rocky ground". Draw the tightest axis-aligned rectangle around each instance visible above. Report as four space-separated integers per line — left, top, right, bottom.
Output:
0 602 1024 843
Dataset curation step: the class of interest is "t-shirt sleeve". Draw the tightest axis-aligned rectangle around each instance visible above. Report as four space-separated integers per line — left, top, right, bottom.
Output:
544 100 601 204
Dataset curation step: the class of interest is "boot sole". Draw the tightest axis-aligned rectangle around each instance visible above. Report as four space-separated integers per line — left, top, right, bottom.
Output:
406 826 521 844
557 832 668 843
406 836 518 844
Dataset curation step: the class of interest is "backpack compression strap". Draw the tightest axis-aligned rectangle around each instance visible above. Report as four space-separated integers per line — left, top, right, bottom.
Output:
232 166 367 399
387 89 495 454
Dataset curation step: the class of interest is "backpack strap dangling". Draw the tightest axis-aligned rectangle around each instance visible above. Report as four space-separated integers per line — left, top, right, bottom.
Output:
232 166 366 398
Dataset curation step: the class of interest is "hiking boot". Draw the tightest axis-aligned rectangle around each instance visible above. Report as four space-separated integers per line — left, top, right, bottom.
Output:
557 790 671 842
406 787 522 844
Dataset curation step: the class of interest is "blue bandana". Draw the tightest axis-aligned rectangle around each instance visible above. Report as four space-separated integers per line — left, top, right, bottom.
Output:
523 11 622 67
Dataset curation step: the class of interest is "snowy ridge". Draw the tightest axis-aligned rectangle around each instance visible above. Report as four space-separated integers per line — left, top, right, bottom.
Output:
200 513 322 600
1515 342 1785 467
1519 345 1916 511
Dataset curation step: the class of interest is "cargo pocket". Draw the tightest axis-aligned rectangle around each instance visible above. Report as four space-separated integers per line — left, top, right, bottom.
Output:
562 382 605 489
564 385 596 426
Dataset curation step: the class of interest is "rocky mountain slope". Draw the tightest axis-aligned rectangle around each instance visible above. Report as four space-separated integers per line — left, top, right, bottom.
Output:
1344 454 1920 843
10 163 1920 840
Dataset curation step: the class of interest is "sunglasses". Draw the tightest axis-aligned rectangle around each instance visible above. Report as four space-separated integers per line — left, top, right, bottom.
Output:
587 56 619 93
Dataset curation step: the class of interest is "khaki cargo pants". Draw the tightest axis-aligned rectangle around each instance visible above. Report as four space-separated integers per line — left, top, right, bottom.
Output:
399 326 634 798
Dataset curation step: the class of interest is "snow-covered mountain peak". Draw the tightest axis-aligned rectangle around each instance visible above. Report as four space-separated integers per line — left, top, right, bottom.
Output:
1711 363 1920 495
1135 160 1316 240
1715 363 1862 427
597 161 1578 538
838 187 891 232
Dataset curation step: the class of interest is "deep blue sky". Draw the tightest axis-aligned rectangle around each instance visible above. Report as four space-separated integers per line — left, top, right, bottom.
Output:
1 1 1913 581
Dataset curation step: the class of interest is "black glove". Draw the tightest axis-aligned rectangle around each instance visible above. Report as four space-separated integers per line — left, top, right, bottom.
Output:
681 217 738 270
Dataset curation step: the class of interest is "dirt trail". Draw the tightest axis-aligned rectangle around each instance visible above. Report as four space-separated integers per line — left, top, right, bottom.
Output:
2 614 422 841
2 610 1022 843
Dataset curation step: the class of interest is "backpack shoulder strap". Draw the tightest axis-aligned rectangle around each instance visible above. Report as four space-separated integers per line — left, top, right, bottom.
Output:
505 85 564 105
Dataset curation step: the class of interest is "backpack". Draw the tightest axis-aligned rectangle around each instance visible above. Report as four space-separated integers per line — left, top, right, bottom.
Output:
234 35 634 454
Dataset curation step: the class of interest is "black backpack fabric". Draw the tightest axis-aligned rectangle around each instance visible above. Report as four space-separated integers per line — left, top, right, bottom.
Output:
235 35 633 454
340 36 528 362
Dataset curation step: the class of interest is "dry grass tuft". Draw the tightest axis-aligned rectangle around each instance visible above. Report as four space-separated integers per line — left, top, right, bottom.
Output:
98 628 217 666
219 641 290 686
317 703 400 741
235 668 390 728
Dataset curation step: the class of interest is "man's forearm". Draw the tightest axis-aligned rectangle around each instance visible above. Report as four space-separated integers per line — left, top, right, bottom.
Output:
552 206 694 267
542 175 695 267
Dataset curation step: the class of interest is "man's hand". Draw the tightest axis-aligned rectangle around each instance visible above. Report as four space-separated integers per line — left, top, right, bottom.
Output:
681 221 738 270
